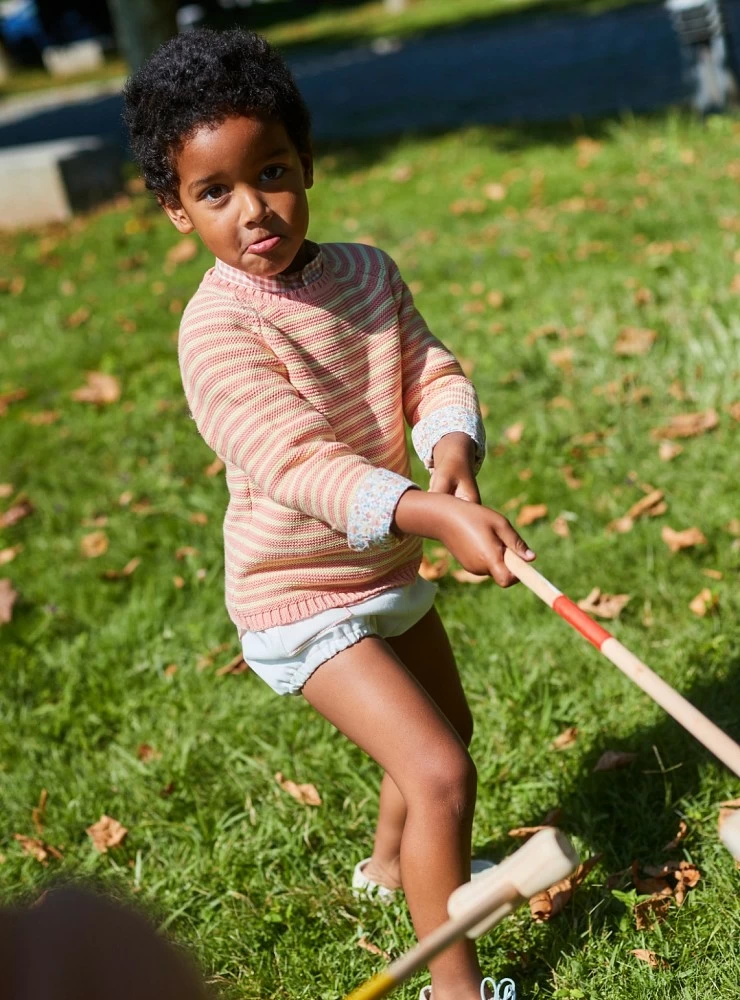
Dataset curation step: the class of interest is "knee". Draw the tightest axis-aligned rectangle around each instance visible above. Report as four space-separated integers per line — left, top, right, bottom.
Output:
415 746 477 819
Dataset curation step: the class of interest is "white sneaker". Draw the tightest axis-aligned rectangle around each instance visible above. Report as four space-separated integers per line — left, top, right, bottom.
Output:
419 978 516 1000
353 857 495 903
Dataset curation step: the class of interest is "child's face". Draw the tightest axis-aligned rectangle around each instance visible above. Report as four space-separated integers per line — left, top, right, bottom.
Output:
163 114 313 276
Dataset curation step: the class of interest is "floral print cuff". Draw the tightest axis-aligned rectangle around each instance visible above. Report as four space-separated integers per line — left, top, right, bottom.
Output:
412 405 486 473
347 468 418 552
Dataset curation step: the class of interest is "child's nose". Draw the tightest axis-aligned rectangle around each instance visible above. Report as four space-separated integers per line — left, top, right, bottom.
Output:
240 187 270 226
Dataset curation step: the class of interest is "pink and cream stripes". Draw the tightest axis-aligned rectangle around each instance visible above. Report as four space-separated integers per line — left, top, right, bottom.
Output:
178 242 485 632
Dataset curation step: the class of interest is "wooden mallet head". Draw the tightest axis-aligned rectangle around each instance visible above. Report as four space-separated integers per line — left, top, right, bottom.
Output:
447 827 580 938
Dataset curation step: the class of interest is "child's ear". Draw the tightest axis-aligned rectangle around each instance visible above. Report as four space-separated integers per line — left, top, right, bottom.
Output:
160 197 195 234
300 151 314 190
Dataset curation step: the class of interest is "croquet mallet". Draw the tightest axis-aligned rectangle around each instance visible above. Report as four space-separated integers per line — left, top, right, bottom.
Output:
343 827 579 1000
503 549 740 855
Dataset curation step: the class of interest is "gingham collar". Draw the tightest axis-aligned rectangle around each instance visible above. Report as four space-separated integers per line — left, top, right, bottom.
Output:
213 242 323 292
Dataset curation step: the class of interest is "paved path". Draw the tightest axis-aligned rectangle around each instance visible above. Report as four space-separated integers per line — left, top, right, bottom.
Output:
0 1 734 149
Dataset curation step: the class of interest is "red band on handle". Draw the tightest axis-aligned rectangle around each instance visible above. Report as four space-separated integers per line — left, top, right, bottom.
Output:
553 596 612 650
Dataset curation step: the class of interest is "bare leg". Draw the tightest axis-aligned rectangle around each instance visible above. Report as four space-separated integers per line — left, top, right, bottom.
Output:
365 607 474 890
302 635 483 1000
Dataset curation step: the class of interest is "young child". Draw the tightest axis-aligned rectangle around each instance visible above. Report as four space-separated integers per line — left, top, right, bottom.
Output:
123 29 535 1000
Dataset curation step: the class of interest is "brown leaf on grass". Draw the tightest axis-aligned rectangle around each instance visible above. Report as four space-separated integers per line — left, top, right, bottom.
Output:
549 395 573 410
661 526 707 553
357 937 391 961
0 545 23 565
215 652 249 676
80 531 108 558
14 833 48 865
509 825 551 838
71 372 120 405
650 409 719 440
164 663 178 678
103 557 141 580
729 401 740 422
189 512 208 525
23 410 61 426
551 516 570 538
562 465 582 489
419 553 450 581
64 306 91 329
614 327 657 357
529 854 602 922
634 896 671 930
659 440 683 462
0 500 33 528
630 860 673 897
274 772 322 807
484 182 507 201
727 519 740 537
517 504 548 526
577 588 630 620
0 484 13 498
664 820 688 850
689 588 718 617
551 726 578 750
702 568 722 581
549 347 574 372
205 457 224 477
593 750 637 772
166 238 198 267
631 948 668 969
0 388 28 416
451 568 489 584
504 421 524 444
173 575 185 589
0 578 18 625
487 289 505 308
607 490 665 534
136 743 161 763
87 815 128 853
576 137 602 167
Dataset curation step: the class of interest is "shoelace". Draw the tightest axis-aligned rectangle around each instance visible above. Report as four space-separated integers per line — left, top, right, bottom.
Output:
480 977 516 1000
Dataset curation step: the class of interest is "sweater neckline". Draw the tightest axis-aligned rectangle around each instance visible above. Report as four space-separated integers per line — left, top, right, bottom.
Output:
213 241 325 296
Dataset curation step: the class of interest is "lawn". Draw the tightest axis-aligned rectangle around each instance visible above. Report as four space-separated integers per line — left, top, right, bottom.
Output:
1 111 739 1000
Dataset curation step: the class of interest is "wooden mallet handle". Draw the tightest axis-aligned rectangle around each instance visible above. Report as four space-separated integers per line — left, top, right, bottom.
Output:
503 549 740 779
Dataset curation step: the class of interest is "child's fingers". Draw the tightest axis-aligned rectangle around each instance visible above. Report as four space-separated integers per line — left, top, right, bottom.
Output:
487 541 520 587
454 476 481 504
489 512 536 562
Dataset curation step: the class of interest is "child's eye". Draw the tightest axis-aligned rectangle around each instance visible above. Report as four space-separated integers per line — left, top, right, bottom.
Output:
203 185 227 202
260 165 286 182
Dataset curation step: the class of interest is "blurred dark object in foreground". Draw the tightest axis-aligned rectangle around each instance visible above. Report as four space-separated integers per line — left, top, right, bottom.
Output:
0 887 208 1000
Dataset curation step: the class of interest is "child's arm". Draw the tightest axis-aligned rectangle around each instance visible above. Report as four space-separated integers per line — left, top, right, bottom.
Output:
387 257 484 500
179 319 417 552
393 489 535 588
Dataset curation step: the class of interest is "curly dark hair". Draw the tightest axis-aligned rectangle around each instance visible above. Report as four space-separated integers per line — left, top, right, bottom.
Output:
122 28 312 206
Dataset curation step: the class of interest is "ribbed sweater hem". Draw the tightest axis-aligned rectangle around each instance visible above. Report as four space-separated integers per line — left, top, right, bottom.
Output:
231 559 421 633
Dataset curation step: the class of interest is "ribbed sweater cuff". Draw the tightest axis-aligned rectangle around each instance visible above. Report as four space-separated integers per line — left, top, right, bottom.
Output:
412 404 486 473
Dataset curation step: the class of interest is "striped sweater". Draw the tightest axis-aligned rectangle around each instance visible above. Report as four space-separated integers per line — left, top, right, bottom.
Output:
178 242 485 632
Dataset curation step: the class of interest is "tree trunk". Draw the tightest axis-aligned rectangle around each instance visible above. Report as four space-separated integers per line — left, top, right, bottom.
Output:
107 0 178 72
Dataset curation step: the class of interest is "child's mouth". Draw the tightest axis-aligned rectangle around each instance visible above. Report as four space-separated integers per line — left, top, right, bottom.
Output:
247 235 282 255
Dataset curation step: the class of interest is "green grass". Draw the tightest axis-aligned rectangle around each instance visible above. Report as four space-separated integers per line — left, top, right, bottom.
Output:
1 111 740 999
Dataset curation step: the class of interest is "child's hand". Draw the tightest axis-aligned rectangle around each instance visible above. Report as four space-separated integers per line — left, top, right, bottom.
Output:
394 491 535 588
429 432 480 503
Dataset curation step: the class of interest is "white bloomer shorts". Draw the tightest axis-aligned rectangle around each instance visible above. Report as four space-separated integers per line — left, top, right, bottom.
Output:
240 575 438 696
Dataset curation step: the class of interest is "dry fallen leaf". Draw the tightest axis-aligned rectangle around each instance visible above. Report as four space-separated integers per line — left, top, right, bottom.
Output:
650 409 719 440
215 652 249 676
64 306 91 328
205 457 225 477
357 937 391 961
593 750 637 772
661 526 707 554
674 861 701 906
0 500 33 528
664 820 688 851
86 815 128 853
0 484 13 498
562 465 582 489
166 238 198 266
23 410 60 426
14 833 48 865
551 516 570 538
577 588 630 620
136 743 161 763
658 440 683 462
0 545 22 565
31 789 48 836
631 948 668 969
607 490 665 533
634 896 671 930
189 512 208 525
103 557 141 580
549 346 574 372
517 504 548 527
614 327 657 357
80 531 108 559
419 552 450 581
504 422 524 444
529 854 601 922
551 726 578 750
689 588 718 617
0 388 28 416
0 578 18 625
274 772 322 806
71 372 120 405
